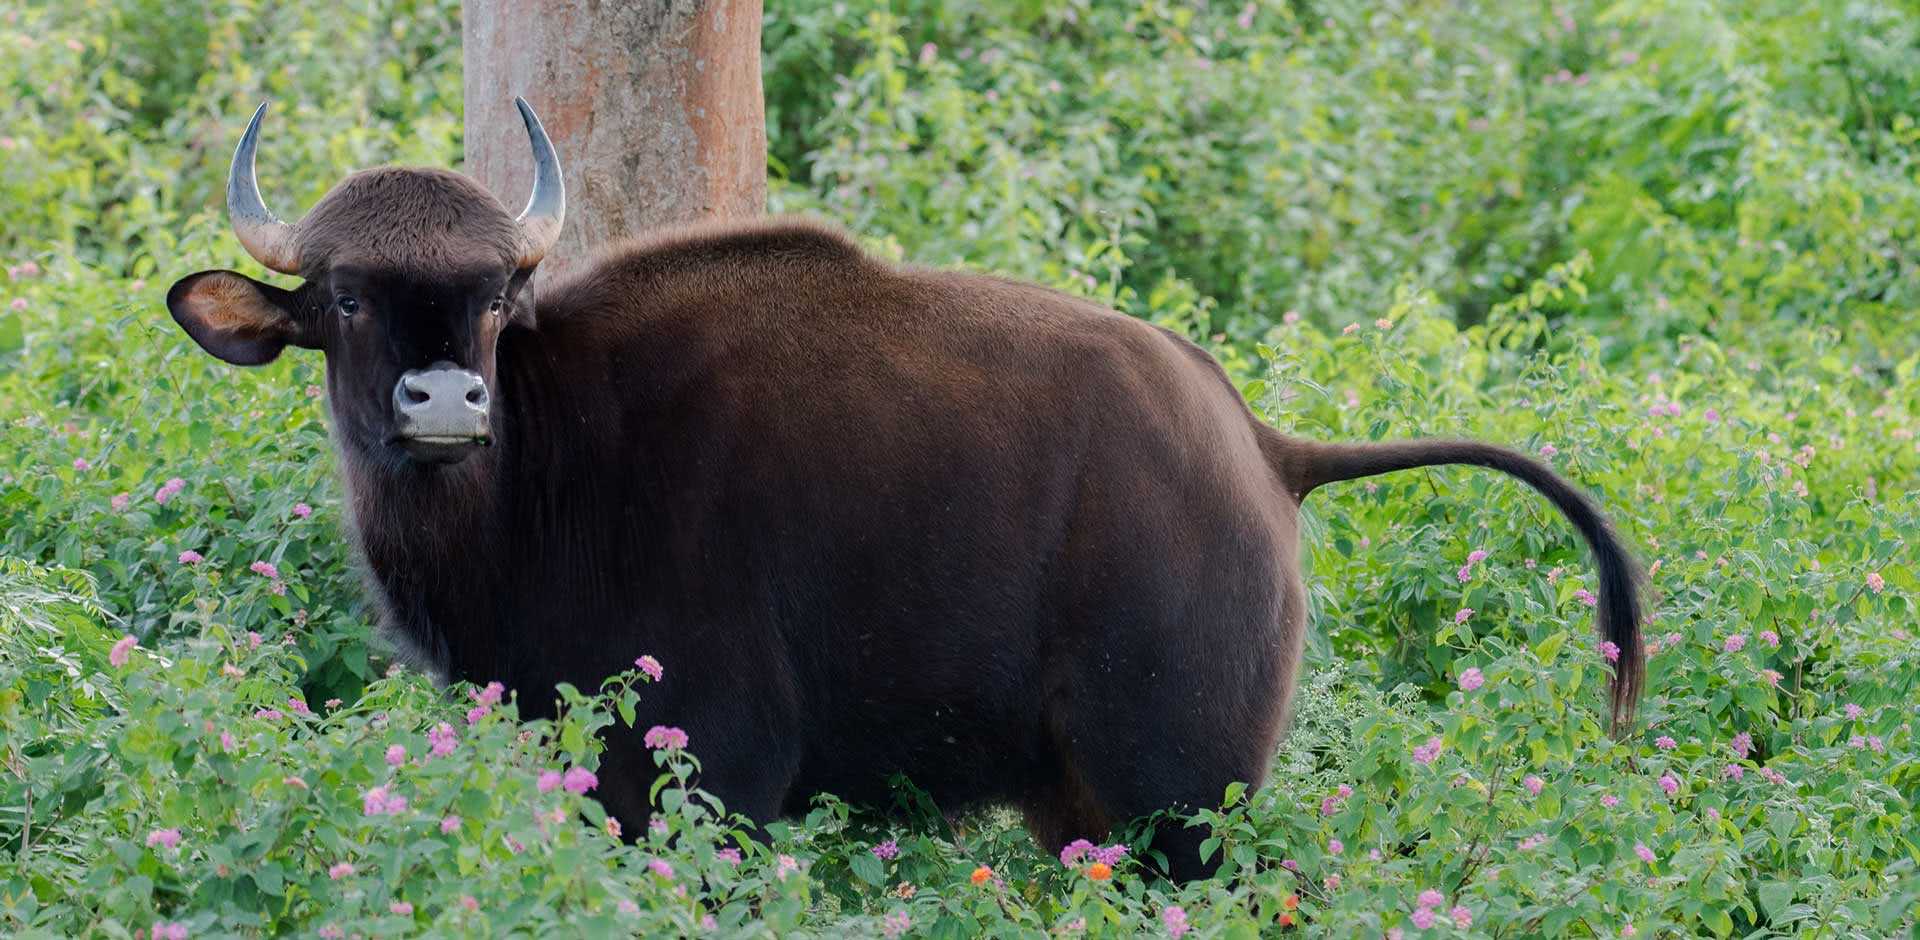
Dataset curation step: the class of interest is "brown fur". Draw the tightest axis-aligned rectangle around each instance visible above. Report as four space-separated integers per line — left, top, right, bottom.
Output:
166 170 1642 881
296 168 522 278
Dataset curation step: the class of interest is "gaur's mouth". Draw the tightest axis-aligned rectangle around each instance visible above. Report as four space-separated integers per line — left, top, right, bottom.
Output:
391 434 491 465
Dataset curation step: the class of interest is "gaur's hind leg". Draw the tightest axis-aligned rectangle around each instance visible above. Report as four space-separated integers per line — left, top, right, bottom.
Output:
1021 757 1113 864
1050 685 1283 881
1042 584 1295 882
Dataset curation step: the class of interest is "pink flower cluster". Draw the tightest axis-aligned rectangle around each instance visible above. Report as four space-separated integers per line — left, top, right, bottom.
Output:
150 923 188 940
1409 889 1466 929
145 827 182 850
776 854 802 881
644 725 689 750
1320 783 1353 816
427 722 457 757
1457 548 1489 583
1458 667 1484 692
635 655 664 681
153 477 186 504
109 634 138 667
1598 641 1621 663
248 560 279 580
1730 732 1752 758
1411 736 1443 766
871 839 900 861
1059 839 1129 867
177 549 203 565
292 502 313 518
1162 905 1190 938
362 785 408 816
1848 735 1885 753
883 910 912 938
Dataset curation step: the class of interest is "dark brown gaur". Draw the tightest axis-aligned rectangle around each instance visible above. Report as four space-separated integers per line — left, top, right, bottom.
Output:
164 98 1643 880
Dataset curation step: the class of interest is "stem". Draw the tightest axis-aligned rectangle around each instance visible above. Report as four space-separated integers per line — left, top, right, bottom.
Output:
6 746 27 860
1452 758 1508 896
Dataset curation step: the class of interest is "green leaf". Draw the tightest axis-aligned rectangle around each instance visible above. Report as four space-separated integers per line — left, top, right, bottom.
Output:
849 851 886 886
1757 881 1794 920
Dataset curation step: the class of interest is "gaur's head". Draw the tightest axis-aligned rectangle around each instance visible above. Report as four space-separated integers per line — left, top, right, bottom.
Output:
166 99 565 466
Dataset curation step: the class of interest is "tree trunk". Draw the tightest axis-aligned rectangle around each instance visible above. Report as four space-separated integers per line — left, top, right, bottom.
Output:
462 0 766 275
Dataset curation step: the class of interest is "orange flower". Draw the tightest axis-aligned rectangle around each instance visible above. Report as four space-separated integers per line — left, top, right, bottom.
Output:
1278 912 1296 928
1085 862 1113 881
970 866 993 886
1283 894 1299 911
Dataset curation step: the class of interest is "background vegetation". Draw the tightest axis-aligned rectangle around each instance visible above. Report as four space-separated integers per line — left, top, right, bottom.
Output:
3 0 1917 935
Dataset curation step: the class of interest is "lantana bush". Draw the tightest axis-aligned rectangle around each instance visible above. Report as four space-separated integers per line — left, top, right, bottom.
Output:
4 0 1917 936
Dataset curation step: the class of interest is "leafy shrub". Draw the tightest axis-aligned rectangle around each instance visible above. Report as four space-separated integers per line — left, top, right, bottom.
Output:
4 0 1919 936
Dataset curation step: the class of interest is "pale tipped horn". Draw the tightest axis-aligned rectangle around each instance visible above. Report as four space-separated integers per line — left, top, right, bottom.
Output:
226 101 302 275
512 96 565 269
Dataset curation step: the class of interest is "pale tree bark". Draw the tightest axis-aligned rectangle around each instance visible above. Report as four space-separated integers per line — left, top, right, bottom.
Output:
463 0 767 275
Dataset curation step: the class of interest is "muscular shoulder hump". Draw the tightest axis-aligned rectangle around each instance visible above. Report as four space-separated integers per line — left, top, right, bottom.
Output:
538 216 874 312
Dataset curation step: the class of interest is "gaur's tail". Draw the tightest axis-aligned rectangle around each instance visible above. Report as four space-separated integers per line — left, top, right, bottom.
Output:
1272 436 1644 730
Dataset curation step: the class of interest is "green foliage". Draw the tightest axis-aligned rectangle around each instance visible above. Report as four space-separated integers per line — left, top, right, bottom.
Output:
5 0 1920 935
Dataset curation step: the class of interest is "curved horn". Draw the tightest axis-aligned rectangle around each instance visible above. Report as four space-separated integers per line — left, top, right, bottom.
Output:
512 97 566 269
226 101 302 275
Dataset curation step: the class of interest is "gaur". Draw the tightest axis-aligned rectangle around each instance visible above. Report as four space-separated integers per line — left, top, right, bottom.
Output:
164 99 1643 879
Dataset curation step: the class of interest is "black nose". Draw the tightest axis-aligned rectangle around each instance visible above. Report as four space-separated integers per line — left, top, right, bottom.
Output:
393 361 490 460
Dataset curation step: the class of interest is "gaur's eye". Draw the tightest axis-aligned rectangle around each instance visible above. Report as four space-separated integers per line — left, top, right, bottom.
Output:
487 296 507 316
336 295 360 317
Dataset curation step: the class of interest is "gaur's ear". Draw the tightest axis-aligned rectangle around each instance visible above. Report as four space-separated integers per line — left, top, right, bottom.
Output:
166 270 313 365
